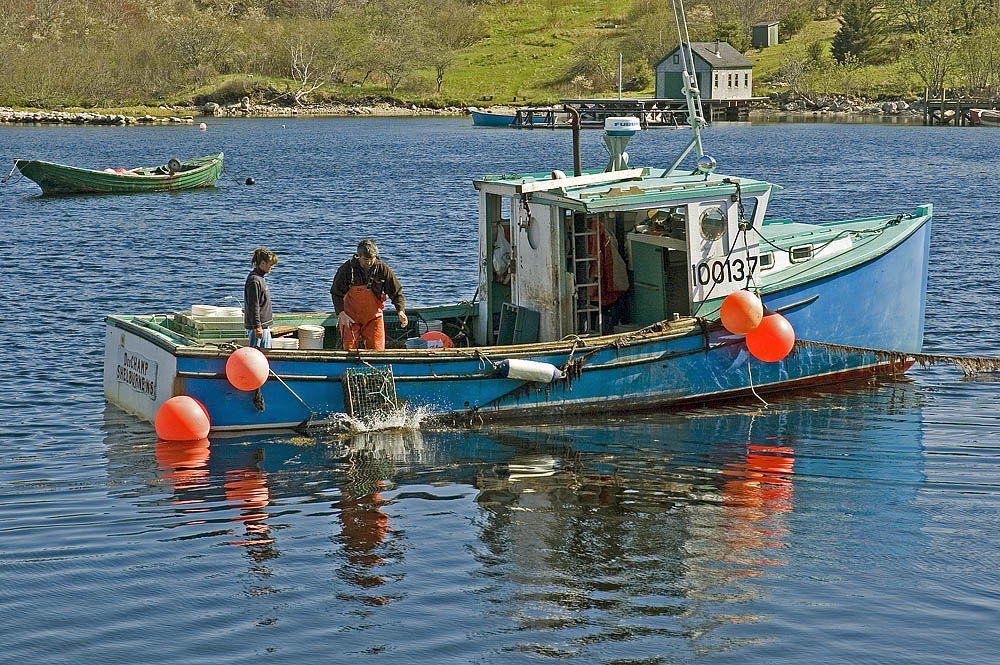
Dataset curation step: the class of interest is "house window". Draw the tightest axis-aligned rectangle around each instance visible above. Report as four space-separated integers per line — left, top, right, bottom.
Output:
727 73 732 87
744 72 750 88
673 54 680 65
714 72 719 88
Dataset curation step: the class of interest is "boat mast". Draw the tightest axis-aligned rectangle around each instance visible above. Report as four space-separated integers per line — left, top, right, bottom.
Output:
667 0 708 174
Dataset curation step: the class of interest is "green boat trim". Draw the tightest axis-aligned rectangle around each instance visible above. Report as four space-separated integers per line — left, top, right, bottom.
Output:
14 152 223 195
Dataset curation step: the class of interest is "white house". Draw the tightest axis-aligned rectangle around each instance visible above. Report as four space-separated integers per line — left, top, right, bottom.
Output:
654 41 754 101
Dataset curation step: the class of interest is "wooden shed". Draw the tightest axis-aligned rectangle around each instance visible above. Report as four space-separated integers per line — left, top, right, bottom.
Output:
752 21 779 48
654 42 754 101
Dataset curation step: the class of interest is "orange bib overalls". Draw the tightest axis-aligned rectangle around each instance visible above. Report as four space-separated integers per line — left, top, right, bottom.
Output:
341 284 386 350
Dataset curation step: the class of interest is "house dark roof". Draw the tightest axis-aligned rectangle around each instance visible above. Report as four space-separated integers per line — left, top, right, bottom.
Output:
656 42 754 69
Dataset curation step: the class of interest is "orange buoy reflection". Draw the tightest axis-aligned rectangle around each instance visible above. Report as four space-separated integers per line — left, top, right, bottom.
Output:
226 469 275 548
721 444 795 568
156 438 210 493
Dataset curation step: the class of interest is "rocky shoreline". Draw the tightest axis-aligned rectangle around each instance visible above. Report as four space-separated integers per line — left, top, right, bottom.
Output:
1 94 937 126
0 98 469 126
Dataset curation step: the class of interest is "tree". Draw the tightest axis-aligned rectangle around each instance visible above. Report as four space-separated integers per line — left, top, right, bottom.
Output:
958 24 1000 95
831 0 885 64
712 6 750 53
426 0 485 94
906 1 960 96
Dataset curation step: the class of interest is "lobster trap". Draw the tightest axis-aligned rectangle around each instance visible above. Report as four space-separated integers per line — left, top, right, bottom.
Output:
342 366 398 420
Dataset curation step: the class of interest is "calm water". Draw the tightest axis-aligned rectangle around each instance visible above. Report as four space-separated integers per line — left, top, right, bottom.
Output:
2 118 999 663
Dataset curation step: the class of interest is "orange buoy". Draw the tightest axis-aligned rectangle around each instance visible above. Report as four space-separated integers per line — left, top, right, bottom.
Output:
720 290 764 335
225 346 270 391
745 313 796 362
420 331 454 348
155 395 211 440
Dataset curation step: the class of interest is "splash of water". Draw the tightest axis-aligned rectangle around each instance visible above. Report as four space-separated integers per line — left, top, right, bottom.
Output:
314 404 432 435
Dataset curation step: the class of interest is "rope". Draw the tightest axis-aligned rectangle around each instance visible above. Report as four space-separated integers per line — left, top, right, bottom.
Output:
795 339 1000 377
222 163 249 186
746 354 769 406
1 162 18 184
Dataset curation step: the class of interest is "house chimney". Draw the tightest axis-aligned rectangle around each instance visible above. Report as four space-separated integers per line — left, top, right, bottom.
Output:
714 40 720 56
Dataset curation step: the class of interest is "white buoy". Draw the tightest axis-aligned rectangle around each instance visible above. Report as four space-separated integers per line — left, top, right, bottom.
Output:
497 359 562 383
199 122 207 130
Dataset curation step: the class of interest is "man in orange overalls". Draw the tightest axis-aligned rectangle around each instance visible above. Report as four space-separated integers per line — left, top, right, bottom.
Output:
330 239 408 350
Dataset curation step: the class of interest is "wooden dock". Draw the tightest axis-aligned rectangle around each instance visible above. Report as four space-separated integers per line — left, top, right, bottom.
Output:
509 97 763 129
923 94 999 126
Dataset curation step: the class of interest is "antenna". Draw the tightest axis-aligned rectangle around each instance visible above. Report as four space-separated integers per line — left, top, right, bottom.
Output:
667 0 708 174
603 117 641 171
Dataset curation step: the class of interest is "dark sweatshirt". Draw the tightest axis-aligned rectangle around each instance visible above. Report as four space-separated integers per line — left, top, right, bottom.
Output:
244 268 273 329
330 257 405 314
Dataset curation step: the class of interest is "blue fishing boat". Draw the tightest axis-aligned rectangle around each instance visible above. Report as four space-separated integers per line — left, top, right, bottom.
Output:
472 109 555 127
472 110 517 126
104 41 931 432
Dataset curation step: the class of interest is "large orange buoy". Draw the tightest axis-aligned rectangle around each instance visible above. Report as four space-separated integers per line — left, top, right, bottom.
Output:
720 290 764 335
155 395 211 440
226 346 270 391
745 313 796 362
420 331 454 348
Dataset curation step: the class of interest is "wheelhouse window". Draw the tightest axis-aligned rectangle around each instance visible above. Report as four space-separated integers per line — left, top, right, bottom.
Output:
759 252 774 270
699 207 726 241
790 245 813 262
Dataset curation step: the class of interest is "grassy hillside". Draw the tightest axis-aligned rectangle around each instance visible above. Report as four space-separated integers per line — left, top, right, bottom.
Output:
745 18 924 99
430 0 634 103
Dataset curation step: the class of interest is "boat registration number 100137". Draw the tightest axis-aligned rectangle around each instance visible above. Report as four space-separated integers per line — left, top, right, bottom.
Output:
691 255 759 288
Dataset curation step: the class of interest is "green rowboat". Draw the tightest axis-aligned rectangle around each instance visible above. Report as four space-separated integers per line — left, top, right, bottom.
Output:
13 152 223 195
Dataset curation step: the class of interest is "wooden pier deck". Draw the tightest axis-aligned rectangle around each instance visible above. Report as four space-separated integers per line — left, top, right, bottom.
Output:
923 96 999 126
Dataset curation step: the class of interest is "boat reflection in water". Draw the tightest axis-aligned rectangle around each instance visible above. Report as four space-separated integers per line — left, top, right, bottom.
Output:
103 383 922 655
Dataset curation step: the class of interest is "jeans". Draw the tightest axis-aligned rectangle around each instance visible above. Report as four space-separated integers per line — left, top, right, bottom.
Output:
248 327 272 349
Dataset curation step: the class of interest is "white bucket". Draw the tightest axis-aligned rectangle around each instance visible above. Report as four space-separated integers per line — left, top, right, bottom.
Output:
417 319 443 334
297 325 325 350
191 304 218 317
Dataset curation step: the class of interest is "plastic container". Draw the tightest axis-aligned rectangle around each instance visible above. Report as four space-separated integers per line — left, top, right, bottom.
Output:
297 325 326 350
405 337 429 349
191 304 218 317
217 306 243 318
417 319 443 334
270 337 299 349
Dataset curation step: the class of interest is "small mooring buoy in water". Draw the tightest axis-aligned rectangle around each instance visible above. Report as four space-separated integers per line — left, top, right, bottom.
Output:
245 177 255 185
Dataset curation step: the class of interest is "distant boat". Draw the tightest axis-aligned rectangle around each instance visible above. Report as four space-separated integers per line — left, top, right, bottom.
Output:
970 108 1000 126
472 110 517 126
472 110 555 127
13 153 223 195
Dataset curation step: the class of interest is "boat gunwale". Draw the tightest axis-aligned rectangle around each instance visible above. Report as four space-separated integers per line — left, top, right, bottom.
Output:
15 153 222 183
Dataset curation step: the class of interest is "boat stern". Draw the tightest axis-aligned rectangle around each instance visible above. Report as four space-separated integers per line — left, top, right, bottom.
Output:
104 317 178 425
